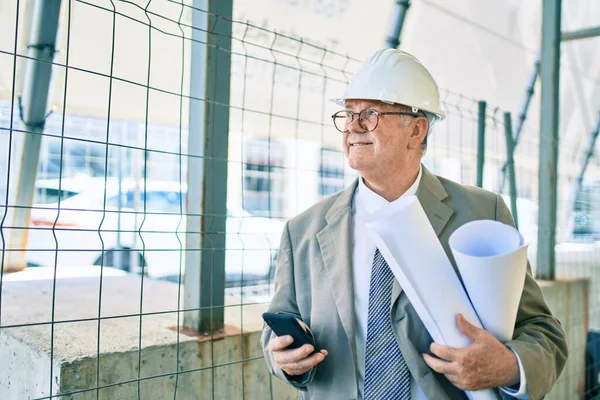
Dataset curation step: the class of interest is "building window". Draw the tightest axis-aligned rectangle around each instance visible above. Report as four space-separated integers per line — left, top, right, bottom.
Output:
243 140 284 217
319 148 345 197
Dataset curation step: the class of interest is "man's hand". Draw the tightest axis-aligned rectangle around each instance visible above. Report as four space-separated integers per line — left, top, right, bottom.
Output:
270 335 328 376
422 314 520 391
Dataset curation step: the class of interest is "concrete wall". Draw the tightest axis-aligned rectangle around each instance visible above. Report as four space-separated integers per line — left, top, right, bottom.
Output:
0 274 296 400
0 273 590 399
56 330 295 400
541 278 590 400
0 330 57 399
555 252 600 331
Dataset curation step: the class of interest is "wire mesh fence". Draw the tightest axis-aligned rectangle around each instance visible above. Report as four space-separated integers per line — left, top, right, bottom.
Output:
0 0 599 399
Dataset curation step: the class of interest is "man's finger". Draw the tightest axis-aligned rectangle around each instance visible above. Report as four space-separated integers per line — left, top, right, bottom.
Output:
281 350 327 375
269 335 294 351
422 353 456 375
445 374 467 390
457 314 484 341
274 343 315 364
430 342 461 361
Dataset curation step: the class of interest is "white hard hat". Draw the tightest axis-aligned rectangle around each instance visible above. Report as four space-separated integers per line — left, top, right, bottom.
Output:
332 48 446 120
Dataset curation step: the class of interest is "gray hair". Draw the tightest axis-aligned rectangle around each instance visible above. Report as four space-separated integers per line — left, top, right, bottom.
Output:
396 107 437 155
421 111 438 155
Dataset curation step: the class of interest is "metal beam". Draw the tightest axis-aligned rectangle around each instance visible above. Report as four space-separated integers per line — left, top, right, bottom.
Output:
503 112 519 230
514 53 541 148
385 0 411 49
561 26 600 42
477 101 486 188
4 0 62 272
573 112 600 211
184 0 233 333
499 53 540 193
537 0 561 281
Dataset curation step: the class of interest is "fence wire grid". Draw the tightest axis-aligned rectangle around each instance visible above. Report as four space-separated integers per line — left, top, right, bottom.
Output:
0 0 599 399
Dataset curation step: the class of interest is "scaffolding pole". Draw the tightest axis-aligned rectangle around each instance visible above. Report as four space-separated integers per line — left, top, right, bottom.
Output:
573 113 600 211
513 53 541 147
4 0 62 272
503 112 519 230
385 0 411 49
507 23 599 159
184 0 233 333
537 0 561 281
501 24 599 193
562 26 600 42
477 101 486 188
499 53 539 193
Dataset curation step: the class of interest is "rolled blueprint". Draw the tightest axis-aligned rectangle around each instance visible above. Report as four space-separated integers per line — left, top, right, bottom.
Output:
364 195 526 400
449 220 528 342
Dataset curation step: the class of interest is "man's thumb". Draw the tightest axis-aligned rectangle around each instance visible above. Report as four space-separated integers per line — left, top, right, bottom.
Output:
457 314 482 340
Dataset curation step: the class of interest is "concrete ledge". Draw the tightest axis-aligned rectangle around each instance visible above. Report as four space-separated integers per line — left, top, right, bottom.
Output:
0 274 296 399
554 253 600 331
539 277 589 400
1 273 589 399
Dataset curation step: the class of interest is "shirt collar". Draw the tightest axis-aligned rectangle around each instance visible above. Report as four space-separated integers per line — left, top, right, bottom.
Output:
357 165 423 215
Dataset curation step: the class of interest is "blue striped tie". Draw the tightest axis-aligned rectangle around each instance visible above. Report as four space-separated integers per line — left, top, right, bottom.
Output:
363 248 411 400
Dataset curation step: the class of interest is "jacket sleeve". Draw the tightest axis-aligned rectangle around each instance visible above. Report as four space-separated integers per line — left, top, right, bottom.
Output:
260 222 317 390
495 194 569 400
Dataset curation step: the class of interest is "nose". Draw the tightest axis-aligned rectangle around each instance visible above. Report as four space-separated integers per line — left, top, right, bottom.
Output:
347 115 367 133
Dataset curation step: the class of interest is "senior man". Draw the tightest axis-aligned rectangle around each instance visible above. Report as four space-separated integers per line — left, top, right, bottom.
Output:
261 48 567 400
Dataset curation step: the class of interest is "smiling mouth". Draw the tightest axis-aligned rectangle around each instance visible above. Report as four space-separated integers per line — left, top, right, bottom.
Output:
350 143 373 147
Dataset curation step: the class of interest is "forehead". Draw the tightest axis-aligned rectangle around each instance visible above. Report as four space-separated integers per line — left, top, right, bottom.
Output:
344 99 401 111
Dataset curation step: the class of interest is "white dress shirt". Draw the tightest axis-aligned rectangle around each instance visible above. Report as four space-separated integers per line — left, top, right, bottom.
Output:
351 167 528 399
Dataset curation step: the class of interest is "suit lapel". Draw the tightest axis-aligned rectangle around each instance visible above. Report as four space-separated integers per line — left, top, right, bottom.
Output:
391 166 454 302
316 181 358 360
417 168 454 237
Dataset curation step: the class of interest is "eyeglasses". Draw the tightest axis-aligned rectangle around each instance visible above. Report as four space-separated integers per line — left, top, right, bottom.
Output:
331 109 420 133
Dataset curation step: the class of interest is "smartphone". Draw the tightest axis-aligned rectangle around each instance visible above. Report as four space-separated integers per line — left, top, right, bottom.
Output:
262 312 317 351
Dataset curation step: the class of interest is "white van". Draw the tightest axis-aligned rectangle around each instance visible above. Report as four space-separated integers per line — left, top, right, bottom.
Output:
27 177 285 286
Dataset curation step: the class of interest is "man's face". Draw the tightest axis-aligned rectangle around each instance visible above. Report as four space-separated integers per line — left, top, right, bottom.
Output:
342 99 418 176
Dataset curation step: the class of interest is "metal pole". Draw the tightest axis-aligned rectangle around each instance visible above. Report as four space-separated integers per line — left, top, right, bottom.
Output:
573 113 600 210
115 128 124 270
184 0 233 333
385 0 411 49
561 26 600 41
514 54 541 148
537 0 561 281
503 112 519 230
498 54 540 193
4 0 62 272
477 101 486 188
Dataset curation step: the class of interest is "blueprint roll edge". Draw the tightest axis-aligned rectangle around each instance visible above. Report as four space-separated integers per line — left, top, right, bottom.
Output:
448 220 529 343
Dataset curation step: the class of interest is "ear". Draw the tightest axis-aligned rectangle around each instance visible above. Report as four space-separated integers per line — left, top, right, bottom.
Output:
407 117 428 150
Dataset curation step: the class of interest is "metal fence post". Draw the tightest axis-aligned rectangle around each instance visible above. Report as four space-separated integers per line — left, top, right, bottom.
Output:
537 0 561 281
4 0 62 272
385 0 411 49
503 112 519 230
184 0 233 333
477 101 486 188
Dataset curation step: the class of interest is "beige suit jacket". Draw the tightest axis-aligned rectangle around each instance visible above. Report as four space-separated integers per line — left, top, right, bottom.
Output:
261 167 568 400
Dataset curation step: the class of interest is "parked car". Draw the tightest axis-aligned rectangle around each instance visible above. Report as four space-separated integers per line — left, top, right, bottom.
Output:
27 177 285 286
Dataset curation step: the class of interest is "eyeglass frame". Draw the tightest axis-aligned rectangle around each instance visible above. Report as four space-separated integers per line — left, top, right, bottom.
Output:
330 108 424 133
